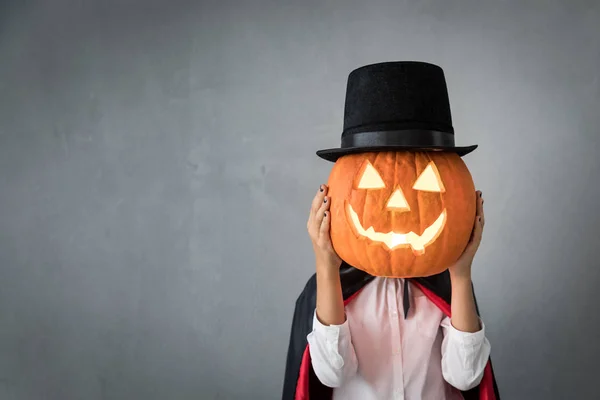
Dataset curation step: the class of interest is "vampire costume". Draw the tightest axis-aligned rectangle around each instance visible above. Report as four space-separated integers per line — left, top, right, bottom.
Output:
281 263 501 400
282 62 500 399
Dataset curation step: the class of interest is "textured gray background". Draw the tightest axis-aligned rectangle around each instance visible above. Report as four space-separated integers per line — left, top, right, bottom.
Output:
1 1 599 399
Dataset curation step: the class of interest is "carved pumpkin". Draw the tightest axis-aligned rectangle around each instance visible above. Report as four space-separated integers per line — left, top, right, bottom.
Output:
327 151 476 278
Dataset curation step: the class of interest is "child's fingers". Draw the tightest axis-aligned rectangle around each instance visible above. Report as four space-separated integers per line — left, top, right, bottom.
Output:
308 185 327 232
480 195 485 228
314 196 330 229
472 214 484 244
464 191 485 253
320 210 331 236
309 185 328 219
467 209 483 243
475 190 485 227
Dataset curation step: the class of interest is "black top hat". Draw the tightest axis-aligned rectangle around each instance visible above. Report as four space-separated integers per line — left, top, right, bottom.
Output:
316 61 477 162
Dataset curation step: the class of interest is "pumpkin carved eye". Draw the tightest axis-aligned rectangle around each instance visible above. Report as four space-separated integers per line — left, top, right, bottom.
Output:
413 162 445 193
357 161 386 189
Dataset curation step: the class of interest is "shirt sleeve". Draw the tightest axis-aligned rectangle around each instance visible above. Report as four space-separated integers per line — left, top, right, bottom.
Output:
306 309 358 388
440 316 491 391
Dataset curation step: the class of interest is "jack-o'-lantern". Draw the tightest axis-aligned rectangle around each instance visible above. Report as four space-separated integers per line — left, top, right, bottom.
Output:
326 151 475 277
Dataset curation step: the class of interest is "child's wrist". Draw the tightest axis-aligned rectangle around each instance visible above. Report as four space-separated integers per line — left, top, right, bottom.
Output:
449 269 472 285
316 264 341 281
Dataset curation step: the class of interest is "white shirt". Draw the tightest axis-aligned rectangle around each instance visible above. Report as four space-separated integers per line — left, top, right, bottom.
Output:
307 277 491 400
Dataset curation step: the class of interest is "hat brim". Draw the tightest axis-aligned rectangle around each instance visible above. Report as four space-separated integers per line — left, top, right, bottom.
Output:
316 144 478 162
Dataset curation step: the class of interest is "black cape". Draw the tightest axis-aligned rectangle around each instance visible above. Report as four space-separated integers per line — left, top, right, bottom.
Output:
282 262 500 400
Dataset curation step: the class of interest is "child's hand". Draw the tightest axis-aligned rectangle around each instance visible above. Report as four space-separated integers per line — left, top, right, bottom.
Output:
307 184 342 274
448 190 485 280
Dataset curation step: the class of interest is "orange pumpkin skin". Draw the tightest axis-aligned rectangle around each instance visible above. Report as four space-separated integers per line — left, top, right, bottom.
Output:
327 151 476 278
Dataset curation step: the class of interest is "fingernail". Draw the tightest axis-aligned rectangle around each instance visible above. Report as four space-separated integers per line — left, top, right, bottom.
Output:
478 216 482 221
479 192 482 197
319 186 323 192
323 198 327 203
324 211 328 217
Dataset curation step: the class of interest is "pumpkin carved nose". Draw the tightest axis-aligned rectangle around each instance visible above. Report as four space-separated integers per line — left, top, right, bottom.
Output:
386 188 410 212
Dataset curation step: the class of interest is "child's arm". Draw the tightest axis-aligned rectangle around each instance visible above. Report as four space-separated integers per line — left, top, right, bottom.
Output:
307 269 358 387
440 312 491 391
441 190 491 390
447 190 486 333
440 275 491 391
307 184 346 326
305 185 359 386
315 262 346 325
449 274 482 332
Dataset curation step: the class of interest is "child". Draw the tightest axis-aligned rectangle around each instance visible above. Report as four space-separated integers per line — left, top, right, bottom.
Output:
282 62 500 400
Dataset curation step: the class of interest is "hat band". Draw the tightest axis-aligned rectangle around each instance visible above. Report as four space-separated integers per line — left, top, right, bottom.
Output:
341 130 455 149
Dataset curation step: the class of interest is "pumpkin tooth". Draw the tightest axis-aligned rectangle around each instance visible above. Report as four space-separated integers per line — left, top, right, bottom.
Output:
391 234 407 247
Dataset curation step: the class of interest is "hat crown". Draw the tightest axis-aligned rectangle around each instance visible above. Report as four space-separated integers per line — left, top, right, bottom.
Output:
343 61 454 136
315 61 477 162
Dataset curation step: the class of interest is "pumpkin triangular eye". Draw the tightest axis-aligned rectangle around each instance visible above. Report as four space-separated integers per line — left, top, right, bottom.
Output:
357 161 386 189
413 162 445 192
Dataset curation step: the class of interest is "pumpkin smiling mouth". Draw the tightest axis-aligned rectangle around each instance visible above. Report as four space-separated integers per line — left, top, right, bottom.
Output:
346 204 447 255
